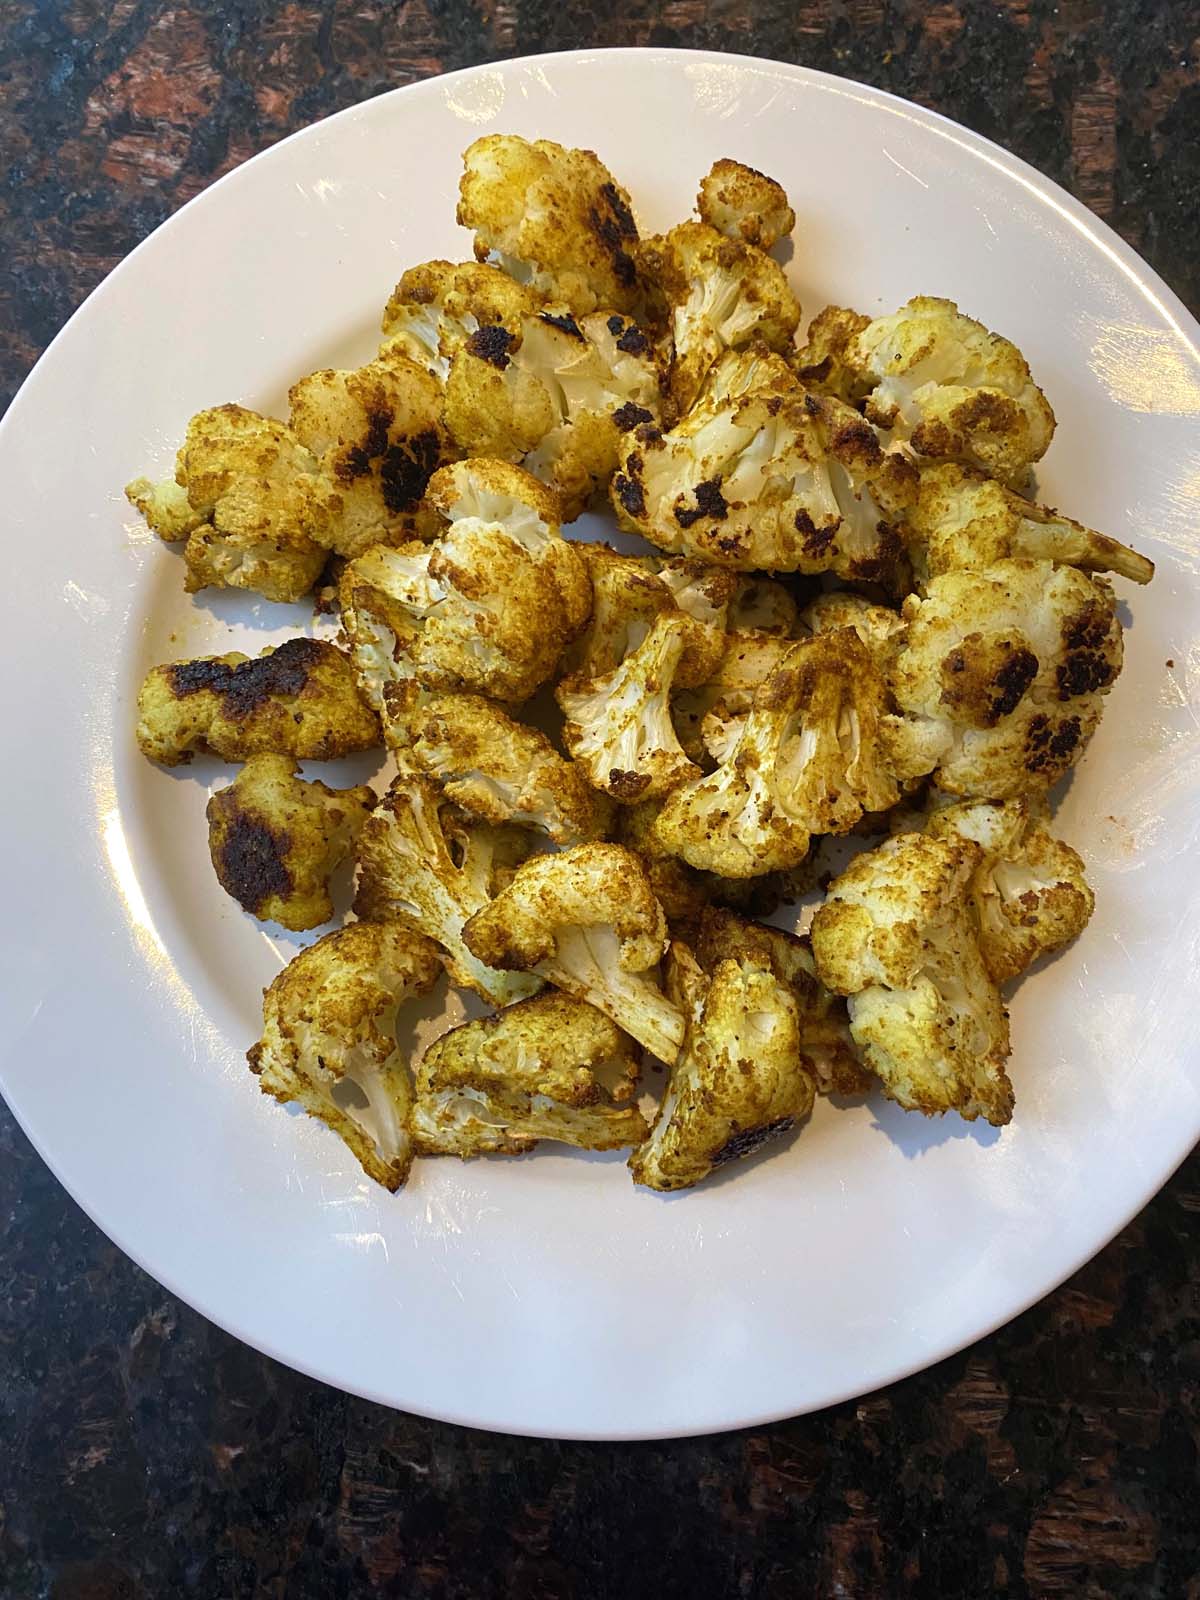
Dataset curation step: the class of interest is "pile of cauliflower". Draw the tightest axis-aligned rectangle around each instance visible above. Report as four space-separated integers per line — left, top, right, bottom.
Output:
129 136 1153 1194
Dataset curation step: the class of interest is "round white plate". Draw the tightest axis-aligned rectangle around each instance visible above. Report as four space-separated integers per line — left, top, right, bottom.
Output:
2 48 1198 1440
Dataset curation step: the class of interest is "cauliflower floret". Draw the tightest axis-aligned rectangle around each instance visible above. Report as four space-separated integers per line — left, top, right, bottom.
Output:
445 308 662 519
612 381 915 587
247 921 442 1190
793 305 872 403
125 404 327 603
653 555 738 636
909 461 1154 588
655 630 903 876
629 942 814 1191
811 831 1014 1124
800 592 906 669
557 611 706 802
561 544 676 679
672 628 793 764
136 638 380 766
385 686 614 845
380 259 541 379
462 842 685 1063
696 158 796 251
288 353 453 558
458 135 644 315
728 575 798 637
888 558 1124 797
411 992 647 1157
206 754 374 931
354 775 541 1006
645 220 801 413
923 797 1095 982
849 296 1056 486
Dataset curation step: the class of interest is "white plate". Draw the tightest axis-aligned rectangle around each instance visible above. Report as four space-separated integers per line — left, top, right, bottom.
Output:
2 48 1198 1441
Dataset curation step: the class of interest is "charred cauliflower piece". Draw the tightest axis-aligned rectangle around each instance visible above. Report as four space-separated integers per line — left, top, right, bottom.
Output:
888 558 1124 797
462 842 684 1063
793 305 872 403
247 921 442 1190
380 259 541 379
354 775 540 1006
629 941 814 1191
673 628 793 765
612 379 915 586
811 831 1014 1125
411 992 647 1157
288 353 453 559
849 296 1056 486
728 574 798 637
386 686 613 845
696 158 796 251
801 591 906 669
653 555 738 639
458 134 644 315
125 404 327 603
909 461 1154 588
136 638 380 766
656 630 903 877
561 544 677 679
206 754 374 931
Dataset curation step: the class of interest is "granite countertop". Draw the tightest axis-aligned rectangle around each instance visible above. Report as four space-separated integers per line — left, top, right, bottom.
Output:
1 3 1198 1594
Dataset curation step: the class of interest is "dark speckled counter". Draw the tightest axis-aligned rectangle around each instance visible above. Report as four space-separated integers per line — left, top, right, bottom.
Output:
2 4 1198 1595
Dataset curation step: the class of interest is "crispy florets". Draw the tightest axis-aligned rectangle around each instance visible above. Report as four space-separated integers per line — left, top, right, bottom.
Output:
462 842 684 1063
849 295 1056 486
560 544 676 679
380 259 542 379
384 686 613 845
206 754 374 930
354 775 540 1006
727 574 798 636
793 305 872 403
696 158 796 251
411 992 647 1157
888 558 1124 797
800 591 906 670
811 831 1014 1125
908 461 1154 588
672 628 793 764
458 135 645 315
247 921 442 1189
136 638 380 766
629 941 814 1191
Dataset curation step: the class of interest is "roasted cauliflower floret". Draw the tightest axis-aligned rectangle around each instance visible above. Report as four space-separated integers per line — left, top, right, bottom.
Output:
411 992 647 1157
644 220 800 414
728 575 798 637
458 134 644 315
924 797 1095 982
380 259 541 379
653 555 738 638
672 628 793 764
793 305 872 403
629 942 814 1191
462 842 685 1063
888 558 1124 797
247 921 442 1190
125 404 327 603
612 381 915 587
655 630 903 877
206 754 374 931
561 544 676 679
385 686 613 845
288 353 453 559
811 831 1014 1124
696 158 796 251
909 461 1154 588
136 638 380 766
801 591 906 669
849 296 1056 486
354 775 540 1006
613 801 796 929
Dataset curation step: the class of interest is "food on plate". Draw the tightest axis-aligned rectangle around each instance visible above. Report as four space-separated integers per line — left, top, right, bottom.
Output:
131 135 1153 1193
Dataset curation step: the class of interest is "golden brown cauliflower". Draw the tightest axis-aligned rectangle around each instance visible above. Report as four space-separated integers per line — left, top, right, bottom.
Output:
811 831 1014 1125
672 628 793 765
696 158 796 251
125 404 327 603
727 574 799 636
411 992 647 1157
793 305 872 403
206 754 375 931
136 638 380 767
247 921 442 1190
848 296 1056 486
655 630 903 877
354 775 540 1007
560 544 677 679
888 558 1124 798
384 686 613 845
908 461 1155 589
380 258 541 378
629 940 814 1191
457 135 644 315
800 591 906 667
462 842 685 1063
